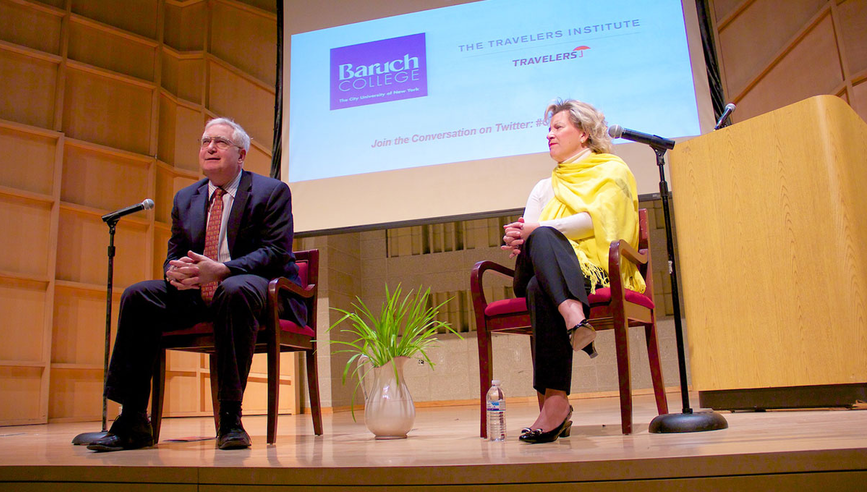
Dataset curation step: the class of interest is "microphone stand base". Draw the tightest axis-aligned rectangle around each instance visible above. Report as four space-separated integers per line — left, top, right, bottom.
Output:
648 411 729 433
72 430 109 445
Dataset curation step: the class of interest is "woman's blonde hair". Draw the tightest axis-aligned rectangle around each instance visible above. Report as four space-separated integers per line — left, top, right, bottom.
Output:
544 99 612 154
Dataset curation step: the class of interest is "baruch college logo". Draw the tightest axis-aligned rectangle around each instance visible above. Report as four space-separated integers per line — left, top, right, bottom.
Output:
330 33 428 110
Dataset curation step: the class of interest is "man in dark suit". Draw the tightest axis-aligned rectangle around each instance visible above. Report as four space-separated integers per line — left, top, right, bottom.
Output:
88 117 304 451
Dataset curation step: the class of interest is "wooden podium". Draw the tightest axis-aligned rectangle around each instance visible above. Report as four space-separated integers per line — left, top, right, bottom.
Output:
669 95 867 410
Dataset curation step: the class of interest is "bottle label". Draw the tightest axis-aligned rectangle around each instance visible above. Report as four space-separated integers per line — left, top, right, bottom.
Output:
487 400 502 411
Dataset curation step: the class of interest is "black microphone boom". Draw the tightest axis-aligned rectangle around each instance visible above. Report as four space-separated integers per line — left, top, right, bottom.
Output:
608 125 675 150
714 103 736 130
101 199 154 223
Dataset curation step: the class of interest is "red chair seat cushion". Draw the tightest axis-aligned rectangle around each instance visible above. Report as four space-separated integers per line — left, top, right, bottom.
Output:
168 320 315 338
485 297 528 316
484 287 653 317
589 287 654 309
279 319 315 337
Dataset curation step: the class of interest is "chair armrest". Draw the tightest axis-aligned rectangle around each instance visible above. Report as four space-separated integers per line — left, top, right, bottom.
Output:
470 260 516 310
608 239 647 291
268 277 315 311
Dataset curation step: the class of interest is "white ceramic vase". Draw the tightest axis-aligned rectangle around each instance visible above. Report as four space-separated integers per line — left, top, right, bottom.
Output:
364 356 415 439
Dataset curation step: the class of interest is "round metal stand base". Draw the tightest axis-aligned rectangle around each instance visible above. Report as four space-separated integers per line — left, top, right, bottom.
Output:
71 431 108 445
649 411 729 433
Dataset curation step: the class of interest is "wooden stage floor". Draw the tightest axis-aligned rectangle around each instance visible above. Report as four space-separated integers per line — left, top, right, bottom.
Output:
1 394 866 490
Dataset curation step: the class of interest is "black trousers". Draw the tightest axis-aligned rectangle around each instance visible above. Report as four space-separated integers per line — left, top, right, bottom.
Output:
513 227 593 395
104 274 276 411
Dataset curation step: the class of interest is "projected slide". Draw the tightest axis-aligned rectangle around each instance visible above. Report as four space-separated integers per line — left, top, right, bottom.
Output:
288 0 699 183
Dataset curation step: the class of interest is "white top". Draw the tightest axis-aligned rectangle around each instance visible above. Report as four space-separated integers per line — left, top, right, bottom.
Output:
523 151 594 241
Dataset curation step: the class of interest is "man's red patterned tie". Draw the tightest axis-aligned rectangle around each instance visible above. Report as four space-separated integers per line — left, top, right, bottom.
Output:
200 188 225 302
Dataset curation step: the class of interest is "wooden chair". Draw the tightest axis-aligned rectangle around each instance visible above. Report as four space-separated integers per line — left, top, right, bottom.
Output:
150 249 322 444
471 209 667 436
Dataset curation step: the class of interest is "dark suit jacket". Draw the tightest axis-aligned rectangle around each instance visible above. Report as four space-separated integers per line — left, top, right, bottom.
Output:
164 170 305 324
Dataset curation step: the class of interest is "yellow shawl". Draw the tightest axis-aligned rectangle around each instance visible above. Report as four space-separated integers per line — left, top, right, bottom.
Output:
539 152 646 293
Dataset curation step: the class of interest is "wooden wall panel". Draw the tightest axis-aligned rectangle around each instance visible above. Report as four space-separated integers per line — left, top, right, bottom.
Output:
163 1 205 52
207 62 274 151
157 95 178 166
176 105 205 171
154 170 174 224
837 0 867 76
48 368 116 422
718 0 827 96
210 1 277 86
1 0 287 424
63 69 153 155
0 197 52 277
153 226 171 279
0 280 47 362
68 18 158 82
234 0 277 14
712 0 746 20
0 0 63 55
55 210 149 287
164 349 204 415
161 54 180 99
0 126 57 195
0 367 43 424
70 0 159 40
244 144 272 177
161 52 205 104
164 373 202 415
735 14 843 120
0 50 58 129
51 286 118 366
158 96 204 171
243 378 296 414
177 58 205 104
61 145 150 213
154 171 199 225
169 350 201 372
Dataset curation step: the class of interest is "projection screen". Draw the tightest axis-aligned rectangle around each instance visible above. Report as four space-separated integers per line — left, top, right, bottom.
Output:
282 0 714 234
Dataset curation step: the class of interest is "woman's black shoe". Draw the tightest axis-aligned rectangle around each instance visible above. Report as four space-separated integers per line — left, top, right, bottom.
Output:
568 319 598 358
519 407 573 444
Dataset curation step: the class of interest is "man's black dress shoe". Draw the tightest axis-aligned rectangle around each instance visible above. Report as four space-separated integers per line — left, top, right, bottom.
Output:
217 426 251 450
217 409 251 450
87 411 154 452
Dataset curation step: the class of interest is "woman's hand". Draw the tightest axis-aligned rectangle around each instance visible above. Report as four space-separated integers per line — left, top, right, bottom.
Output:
501 218 541 258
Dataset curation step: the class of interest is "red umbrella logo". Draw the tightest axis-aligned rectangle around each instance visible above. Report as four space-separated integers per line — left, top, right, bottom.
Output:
573 46 590 57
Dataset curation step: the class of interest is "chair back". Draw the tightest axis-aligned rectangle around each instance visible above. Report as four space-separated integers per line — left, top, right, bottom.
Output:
297 259 308 287
292 249 319 329
636 208 653 299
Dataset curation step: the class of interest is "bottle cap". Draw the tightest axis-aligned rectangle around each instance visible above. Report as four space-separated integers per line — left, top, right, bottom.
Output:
491 379 500 385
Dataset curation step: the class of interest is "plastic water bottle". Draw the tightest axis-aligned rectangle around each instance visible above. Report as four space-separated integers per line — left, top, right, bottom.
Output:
486 380 506 441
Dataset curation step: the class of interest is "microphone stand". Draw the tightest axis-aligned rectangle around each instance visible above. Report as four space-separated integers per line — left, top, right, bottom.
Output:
646 144 728 433
72 219 118 444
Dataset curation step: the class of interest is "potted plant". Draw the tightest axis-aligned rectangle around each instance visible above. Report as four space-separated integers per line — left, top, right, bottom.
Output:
328 284 463 439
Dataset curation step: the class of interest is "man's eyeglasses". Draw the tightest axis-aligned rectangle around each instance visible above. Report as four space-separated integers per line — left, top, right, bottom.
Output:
200 136 240 150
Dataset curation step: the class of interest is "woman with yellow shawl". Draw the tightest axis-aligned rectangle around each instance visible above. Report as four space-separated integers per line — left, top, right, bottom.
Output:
502 99 644 444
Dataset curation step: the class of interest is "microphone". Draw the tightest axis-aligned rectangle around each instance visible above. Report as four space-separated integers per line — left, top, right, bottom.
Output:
102 199 154 223
608 125 675 150
714 103 736 130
